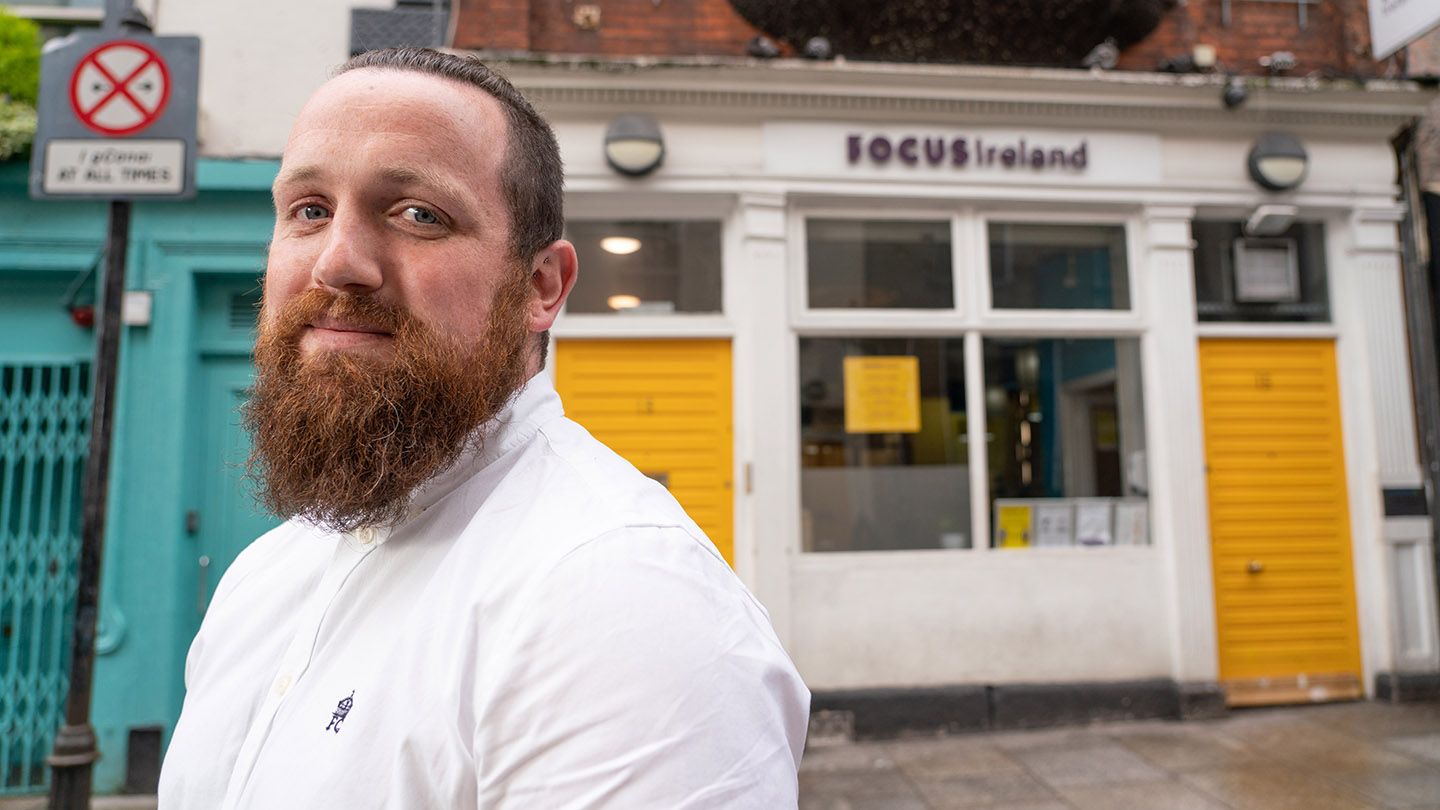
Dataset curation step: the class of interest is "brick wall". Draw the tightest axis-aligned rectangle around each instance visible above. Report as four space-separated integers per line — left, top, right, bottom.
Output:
454 0 1394 77
1116 0 1388 77
454 0 765 58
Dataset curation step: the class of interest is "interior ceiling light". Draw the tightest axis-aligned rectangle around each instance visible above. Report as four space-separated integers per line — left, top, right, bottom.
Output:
604 114 665 177
600 236 642 255
1247 132 1308 192
607 294 641 311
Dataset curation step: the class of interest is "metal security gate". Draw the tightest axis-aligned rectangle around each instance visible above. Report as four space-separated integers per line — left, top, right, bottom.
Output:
0 360 90 794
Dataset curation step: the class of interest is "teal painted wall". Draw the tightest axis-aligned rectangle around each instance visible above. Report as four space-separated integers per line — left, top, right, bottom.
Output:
1 159 277 792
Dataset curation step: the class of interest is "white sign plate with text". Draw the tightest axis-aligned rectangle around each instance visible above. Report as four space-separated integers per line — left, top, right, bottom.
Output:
43 139 184 194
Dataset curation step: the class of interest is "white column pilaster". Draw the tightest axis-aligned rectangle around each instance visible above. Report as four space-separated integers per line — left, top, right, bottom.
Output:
732 191 797 645
1141 205 1220 685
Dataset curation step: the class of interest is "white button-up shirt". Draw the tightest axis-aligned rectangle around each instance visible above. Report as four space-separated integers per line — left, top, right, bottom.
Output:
159 374 810 809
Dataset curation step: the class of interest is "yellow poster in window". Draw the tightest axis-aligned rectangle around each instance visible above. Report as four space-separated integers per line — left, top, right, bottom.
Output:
843 356 921 434
996 504 1033 548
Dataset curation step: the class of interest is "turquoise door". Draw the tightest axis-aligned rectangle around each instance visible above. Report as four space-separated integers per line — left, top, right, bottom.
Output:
187 282 279 632
192 356 277 616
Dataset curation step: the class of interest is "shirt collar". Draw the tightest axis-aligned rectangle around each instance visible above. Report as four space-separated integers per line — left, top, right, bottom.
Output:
401 370 563 519
335 371 563 549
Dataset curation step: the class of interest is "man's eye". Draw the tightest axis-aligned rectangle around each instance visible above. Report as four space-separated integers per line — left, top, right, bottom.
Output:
402 206 440 226
297 204 330 221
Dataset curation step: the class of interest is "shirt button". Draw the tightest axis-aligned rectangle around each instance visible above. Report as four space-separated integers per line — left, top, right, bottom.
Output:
274 674 293 696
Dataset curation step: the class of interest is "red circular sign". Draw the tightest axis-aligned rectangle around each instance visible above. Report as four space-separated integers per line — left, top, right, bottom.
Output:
69 39 172 136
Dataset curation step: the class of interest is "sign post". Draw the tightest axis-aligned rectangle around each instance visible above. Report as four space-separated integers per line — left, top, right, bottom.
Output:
28 3 198 808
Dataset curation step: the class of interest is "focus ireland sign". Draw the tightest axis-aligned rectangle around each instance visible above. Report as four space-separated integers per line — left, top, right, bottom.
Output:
30 32 199 200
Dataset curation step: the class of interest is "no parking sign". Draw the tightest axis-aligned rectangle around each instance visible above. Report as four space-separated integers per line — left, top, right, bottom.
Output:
29 32 199 200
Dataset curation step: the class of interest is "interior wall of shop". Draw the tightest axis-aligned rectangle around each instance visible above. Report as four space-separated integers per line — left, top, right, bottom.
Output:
0 161 277 792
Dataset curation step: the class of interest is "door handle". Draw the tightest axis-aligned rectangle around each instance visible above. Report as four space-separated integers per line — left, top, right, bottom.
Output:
197 555 211 615
1246 560 1264 574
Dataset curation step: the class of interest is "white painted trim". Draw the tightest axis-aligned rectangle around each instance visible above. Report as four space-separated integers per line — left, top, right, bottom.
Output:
965 331 989 554
551 314 734 339
1328 212 1394 696
562 175 1400 212
1194 323 1340 339
723 201 753 588
565 192 735 221
497 58 1431 132
1142 206 1217 683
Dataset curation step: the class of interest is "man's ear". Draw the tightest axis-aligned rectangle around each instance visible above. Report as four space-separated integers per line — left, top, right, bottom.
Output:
528 239 578 334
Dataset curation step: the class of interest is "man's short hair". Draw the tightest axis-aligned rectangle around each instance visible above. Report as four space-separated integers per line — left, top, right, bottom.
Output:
337 48 563 363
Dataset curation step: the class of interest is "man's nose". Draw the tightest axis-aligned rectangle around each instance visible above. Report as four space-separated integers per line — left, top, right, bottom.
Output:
310 212 385 294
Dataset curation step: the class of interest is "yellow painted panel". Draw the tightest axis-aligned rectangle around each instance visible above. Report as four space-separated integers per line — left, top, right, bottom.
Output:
554 339 735 566
1198 339 1361 699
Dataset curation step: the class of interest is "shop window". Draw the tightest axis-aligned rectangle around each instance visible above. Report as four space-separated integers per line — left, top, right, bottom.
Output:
984 337 1149 548
988 223 1130 310
1192 220 1329 322
799 337 969 552
564 220 722 314
806 219 954 309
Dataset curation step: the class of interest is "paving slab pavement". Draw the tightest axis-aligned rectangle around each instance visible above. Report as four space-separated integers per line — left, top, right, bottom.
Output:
801 701 1440 810
3 702 1437 809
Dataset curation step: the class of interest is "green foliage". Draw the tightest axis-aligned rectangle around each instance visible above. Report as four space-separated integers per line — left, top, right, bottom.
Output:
0 8 41 106
0 98 37 160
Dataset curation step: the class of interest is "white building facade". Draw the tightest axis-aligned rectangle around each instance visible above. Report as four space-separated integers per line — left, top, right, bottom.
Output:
511 58 1440 717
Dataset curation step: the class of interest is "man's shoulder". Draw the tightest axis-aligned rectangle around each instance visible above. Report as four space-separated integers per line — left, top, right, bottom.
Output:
517 413 706 541
206 520 330 607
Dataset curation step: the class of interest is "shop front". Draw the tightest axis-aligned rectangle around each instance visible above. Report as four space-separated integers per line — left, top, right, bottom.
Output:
525 58 1438 718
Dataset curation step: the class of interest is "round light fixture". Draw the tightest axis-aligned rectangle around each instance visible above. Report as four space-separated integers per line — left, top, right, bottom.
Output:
607 294 642 311
1247 132 1308 192
600 236 642 255
604 114 665 177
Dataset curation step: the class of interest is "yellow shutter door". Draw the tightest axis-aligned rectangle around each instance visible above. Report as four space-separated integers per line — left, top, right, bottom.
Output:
1199 339 1362 706
554 339 735 565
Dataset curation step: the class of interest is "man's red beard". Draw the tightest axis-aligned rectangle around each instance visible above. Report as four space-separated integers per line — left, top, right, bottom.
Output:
243 273 532 533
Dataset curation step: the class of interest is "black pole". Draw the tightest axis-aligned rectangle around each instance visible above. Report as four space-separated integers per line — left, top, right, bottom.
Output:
47 199 129 810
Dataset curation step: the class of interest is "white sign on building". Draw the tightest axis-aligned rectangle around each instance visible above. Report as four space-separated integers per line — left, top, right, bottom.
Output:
1370 0 1440 60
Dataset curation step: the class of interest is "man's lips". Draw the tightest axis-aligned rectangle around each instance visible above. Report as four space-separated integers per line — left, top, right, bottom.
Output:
307 317 393 336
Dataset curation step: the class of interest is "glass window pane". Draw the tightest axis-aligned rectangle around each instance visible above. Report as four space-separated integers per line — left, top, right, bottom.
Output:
983 337 1149 548
989 223 1130 310
1193 220 1330 322
806 219 954 309
565 220 721 314
799 337 969 552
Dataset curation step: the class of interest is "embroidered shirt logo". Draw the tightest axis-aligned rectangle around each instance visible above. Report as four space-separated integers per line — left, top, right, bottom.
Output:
325 691 354 733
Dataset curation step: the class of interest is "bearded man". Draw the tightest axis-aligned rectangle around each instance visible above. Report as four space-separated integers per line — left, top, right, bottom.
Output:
157 47 809 809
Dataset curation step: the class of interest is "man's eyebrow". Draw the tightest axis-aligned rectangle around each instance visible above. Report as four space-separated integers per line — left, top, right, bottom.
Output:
373 165 471 205
271 165 471 207
271 164 324 204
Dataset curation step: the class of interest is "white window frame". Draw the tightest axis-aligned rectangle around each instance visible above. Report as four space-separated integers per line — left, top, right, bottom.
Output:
556 192 736 339
791 203 1152 556
1188 208 1339 338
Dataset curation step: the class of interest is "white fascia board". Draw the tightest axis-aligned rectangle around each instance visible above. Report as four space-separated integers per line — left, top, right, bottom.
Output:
467 52 1437 129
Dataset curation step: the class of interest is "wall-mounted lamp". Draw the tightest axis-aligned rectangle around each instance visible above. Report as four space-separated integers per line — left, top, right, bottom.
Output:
1222 76 1248 109
1247 132 1308 191
607 294 642 311
604 114 665 177
600 236 642 255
